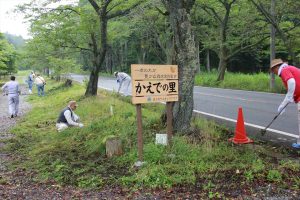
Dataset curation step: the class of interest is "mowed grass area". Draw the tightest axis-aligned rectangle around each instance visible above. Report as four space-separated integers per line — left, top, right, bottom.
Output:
195 72 286 93
5 79 300 197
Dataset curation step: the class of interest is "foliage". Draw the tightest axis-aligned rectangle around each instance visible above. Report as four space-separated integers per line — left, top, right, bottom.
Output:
0 33 17 75
267 169 282 182
4 33 26 50
195 71 285 93
15 0 300 79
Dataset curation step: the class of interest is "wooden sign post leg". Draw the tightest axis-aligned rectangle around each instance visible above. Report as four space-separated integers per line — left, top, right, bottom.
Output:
136 104 143 161
166 102 173 145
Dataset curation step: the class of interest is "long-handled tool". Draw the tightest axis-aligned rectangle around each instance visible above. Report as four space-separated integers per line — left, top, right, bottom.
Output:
260 103 290 136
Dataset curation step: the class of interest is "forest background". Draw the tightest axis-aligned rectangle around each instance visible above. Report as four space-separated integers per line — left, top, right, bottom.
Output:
1 0 299 79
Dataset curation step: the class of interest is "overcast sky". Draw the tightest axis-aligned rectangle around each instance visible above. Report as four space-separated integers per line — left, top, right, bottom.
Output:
0 0 31 39
0 0 78 39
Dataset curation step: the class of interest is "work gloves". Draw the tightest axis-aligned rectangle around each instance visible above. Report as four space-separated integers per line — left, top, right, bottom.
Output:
78 123 84 128
278 97 293 115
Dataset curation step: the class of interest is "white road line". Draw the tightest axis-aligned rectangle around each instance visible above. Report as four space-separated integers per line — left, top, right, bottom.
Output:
99 86 113 91
194 85 285 96
194 92 271 104
193 110 298 139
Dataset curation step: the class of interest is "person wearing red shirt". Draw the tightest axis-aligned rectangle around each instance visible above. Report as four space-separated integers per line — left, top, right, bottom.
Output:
270 58 300 148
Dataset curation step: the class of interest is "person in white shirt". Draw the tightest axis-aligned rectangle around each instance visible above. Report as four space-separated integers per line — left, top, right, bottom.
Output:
34 74 46 96
56 101 84 132
1 76 20 118
114 71 131 96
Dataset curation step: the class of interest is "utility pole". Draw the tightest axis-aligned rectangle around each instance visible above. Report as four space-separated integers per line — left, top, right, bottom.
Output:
270 0 276 90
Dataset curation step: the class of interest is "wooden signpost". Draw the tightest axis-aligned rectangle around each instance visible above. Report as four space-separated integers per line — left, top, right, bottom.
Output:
131 64 179 162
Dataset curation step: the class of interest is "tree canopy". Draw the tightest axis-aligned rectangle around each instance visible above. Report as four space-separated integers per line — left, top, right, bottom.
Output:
0 33 17 75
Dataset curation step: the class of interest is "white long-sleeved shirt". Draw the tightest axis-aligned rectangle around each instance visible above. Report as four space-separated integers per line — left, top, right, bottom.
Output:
116 72 131 83
35 76 45 85
1 81 20 95
116 72 131 92
64 108 80 126
278 63 296 104
285 78 295 102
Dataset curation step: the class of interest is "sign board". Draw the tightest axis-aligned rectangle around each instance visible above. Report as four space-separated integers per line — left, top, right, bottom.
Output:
155 134 168 145
131 64 179 104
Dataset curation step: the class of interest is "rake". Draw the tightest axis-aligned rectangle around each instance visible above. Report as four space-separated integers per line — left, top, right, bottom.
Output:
260 103 290 136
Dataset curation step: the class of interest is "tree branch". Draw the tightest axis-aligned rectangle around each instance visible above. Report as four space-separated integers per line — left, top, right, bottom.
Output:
88 0 100 13
227 35 269 60
155 6 169 16
107 2 141 19
202 5 223 24
60 45 92 52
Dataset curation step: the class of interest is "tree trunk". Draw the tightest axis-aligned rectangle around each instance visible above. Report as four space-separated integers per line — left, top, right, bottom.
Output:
124 41 128 68
44 67 50 77
166 36 175 64
85 19 107 95
162 0 197 133
196 41 200 73
217 57 227 81
120 43 124 69
137 41 147 64
216 1 232 81
206 49 211 72
85 32 102 96
217 43 228 81
85 67 99 96
86 0 109 96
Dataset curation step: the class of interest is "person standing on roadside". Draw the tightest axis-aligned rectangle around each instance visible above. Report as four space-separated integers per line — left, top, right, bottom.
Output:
34 74 46 96
27 71 35 94
270 58 300 149
114 71 131 96
1 76 20 118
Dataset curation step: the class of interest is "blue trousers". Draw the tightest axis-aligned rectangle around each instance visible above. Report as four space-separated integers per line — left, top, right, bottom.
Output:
28 81 33 90
37 84 45 96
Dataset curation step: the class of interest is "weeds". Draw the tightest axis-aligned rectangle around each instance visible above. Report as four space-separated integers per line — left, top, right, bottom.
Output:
195 72 285 93
7 79 300 192
267 169 282 182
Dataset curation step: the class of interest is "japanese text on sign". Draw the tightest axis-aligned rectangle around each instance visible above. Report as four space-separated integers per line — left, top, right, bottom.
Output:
131 64 178 104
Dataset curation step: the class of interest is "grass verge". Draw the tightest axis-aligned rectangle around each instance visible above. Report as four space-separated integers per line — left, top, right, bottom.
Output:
195 72 286 93
6 80 300 198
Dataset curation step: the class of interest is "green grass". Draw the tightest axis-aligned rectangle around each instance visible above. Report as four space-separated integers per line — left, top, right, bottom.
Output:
6 80 300 193
195 72 286 93
17 70 32 77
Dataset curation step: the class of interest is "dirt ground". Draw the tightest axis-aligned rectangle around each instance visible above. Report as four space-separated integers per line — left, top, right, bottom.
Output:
0 84 300 199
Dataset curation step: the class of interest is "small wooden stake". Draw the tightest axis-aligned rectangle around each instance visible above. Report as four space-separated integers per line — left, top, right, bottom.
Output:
136 104 143 161
106 137 123 158
166 102 173 144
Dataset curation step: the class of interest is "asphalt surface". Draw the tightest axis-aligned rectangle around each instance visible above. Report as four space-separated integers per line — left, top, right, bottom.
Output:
70 74 299 147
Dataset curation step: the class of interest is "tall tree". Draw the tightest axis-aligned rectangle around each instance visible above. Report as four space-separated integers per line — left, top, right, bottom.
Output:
161 0 198 132
17 2 84 76
0 33 17 75
196 0 269 80
249 0 300 65
86 0 142 96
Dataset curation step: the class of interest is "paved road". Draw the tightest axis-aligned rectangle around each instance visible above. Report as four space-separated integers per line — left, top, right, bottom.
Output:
70 74 299 146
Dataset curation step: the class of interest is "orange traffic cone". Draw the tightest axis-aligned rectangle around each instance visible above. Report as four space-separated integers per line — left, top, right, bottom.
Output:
229 107 253 144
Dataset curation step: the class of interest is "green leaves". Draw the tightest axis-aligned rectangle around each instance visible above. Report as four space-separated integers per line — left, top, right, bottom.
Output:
0 33 17 74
